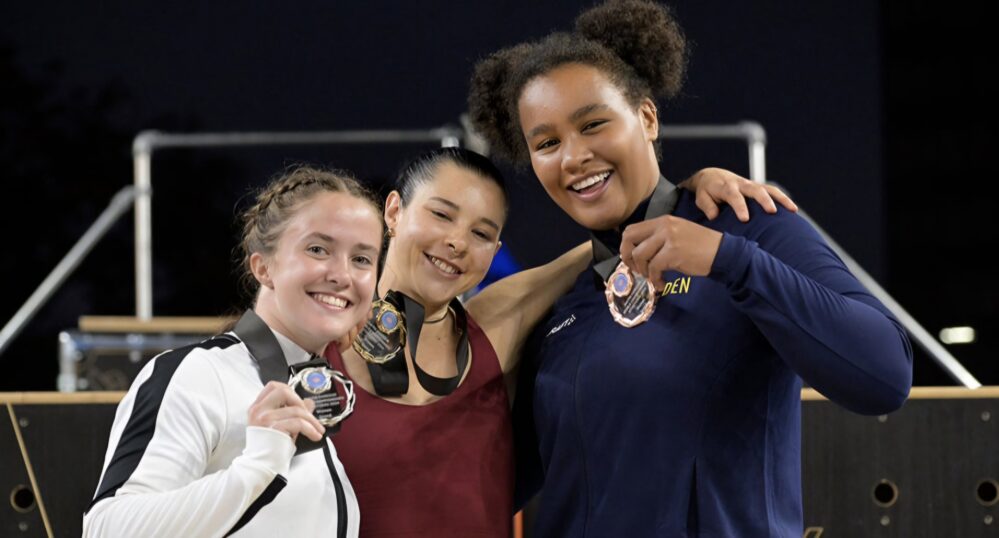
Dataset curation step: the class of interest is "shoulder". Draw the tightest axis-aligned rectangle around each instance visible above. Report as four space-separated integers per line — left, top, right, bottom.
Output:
677 189 826 255
147 334 243 380
128 334 246 409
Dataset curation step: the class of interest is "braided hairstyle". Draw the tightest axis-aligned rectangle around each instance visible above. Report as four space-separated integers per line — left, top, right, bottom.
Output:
468 0 688 164
237 165 383 299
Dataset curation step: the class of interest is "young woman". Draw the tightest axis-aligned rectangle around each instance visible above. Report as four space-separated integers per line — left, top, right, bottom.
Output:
468 1 913 536
84 166 383 537
325 147 798 537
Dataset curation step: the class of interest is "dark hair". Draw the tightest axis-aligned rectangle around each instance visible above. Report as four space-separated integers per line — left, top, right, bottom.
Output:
237 165 383 299
395 147 508 212
468 0 687 163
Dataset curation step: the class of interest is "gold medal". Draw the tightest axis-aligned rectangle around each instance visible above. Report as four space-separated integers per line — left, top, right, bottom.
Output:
604 262 657 328
352 297 406 364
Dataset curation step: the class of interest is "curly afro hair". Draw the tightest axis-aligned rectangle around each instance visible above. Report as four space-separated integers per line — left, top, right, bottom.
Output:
468 0 688 164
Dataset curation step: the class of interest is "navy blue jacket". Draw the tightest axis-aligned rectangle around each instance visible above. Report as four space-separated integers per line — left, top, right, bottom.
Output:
515 189 912 537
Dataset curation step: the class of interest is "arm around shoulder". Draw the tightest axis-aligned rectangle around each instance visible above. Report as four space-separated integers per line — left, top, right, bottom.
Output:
468 242 591 373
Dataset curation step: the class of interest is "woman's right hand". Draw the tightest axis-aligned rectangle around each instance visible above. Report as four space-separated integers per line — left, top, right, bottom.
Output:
248 381 325 442
619 214 724 289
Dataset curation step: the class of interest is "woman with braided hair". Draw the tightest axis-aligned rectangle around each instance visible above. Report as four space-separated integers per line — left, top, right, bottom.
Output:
468 0 913 535
85 166 383 537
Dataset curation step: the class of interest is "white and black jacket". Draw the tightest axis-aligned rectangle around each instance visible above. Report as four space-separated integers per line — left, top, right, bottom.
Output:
83 311 360 538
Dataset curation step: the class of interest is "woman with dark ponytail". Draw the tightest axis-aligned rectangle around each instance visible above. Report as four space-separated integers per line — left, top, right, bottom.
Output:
469 1 912 536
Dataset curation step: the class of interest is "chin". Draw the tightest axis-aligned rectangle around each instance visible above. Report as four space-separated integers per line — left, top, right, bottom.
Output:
559 204 620 231
571 212 617 231
314 317 355 340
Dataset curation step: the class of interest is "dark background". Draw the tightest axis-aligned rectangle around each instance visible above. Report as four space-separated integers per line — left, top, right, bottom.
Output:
0 1 994 390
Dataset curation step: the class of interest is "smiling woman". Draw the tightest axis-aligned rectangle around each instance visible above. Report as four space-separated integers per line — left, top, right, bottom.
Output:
519 63 663 230
250 190 382 354
467 0 913 536
84 166 383 538
380 158 506 318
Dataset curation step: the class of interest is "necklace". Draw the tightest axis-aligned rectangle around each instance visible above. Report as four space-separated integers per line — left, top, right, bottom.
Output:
423 306 453 324
355 291 470 397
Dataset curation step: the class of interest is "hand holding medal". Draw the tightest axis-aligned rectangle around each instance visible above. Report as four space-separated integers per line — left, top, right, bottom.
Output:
618 214 723 289
248 381 327 444
592 175 684 328
287 358 357 453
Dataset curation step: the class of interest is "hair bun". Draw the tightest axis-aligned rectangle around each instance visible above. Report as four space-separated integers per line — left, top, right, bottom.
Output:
468 44 530 163
574 0 688 99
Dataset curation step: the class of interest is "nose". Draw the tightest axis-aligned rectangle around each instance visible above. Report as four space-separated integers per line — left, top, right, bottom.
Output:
325 254 351 287
446 234 468 257
560 133 592 175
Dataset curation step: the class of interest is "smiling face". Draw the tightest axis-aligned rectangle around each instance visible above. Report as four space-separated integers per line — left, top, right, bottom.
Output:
383 162 505 310
517 63 662 230
251 191 382 354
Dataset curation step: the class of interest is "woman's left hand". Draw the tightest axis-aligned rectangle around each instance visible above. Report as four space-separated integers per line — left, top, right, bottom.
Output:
681 167 797 222
619 215 723 289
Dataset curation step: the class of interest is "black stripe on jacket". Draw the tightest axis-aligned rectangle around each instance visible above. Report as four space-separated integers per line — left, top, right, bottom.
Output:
87 335 239 512
323 442 349 538
224 475 288 536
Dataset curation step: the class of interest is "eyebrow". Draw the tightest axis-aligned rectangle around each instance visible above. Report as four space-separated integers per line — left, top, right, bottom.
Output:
429 197 501 232
305 232 378 253
525 103 609 139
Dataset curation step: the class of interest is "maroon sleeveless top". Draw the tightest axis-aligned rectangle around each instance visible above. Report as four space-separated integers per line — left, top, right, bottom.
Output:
325 316 514 538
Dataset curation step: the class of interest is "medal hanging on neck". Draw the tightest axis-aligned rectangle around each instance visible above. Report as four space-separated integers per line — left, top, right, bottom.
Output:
352 290 470 397
604 261 657 327
353 293 406 365
591 176 679 328
232 310 355 454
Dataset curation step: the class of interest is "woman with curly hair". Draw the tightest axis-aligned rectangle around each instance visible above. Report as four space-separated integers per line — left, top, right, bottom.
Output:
468 1 912 536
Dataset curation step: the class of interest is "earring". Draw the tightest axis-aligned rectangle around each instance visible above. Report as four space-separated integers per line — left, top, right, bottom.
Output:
388 228 396 238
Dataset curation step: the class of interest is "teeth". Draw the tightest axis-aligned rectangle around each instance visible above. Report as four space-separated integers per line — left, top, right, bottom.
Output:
428 255 460 274
571 171 611 192
313 294 347 308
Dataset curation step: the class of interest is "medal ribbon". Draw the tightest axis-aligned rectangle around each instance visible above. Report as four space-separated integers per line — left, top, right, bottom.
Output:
590 175 680 282
232 310 346 453
366 291 471 397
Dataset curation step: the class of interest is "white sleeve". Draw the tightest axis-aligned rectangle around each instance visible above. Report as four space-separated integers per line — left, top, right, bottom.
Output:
83 348 296 538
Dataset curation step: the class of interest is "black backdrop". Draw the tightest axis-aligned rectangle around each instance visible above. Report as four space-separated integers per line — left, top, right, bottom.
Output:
0 1 994 390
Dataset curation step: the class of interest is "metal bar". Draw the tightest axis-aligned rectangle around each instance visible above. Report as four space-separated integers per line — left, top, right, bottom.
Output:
137 128 463 149
0 186 137 357
659 121 768 182
793 206 981 389
133 144 153 320
131 127 461 318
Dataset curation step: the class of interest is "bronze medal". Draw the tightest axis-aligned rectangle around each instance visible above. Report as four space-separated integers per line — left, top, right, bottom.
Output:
604 262 657 328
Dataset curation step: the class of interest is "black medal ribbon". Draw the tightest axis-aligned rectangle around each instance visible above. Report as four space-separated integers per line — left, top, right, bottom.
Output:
591 175 680 281
361 293 409 396
365 290 470 397
233 310 344 455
